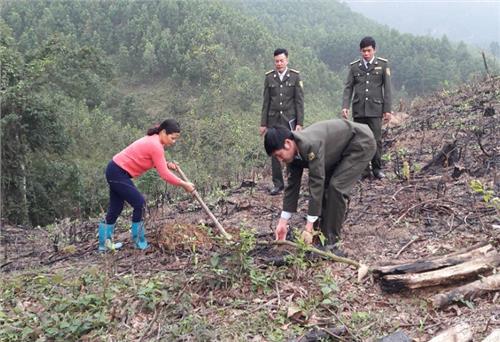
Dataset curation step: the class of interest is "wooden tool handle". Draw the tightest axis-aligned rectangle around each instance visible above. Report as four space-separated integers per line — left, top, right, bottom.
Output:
177 166 232 240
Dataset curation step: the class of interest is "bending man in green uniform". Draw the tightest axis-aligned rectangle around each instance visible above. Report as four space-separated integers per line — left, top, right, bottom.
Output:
264 119 376 253
260 48 304 195
342 36 392 179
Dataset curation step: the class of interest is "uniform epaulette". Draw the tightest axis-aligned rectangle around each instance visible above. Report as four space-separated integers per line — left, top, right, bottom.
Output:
265 70 274 75
377 57 388 62
350 59 360 65
289 68 300 74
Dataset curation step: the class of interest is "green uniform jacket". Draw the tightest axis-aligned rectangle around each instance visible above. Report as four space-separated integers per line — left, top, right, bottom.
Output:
342 57 392 118
283 119 375 216
261 68 304 129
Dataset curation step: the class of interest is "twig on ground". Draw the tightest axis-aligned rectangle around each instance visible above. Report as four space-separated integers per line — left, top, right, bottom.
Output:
138 307 161 342
395 236 421 258
394 199 440 224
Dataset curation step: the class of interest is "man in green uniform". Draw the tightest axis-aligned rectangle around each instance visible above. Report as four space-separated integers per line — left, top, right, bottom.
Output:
342 36 392 179
261 48 304 195
264 119 376 252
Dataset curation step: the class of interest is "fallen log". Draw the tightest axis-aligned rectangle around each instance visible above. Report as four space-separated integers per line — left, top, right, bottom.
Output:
380 252 500 292
431 273 500 309
482 329 500 342
373 243 494 277
428 323 472 342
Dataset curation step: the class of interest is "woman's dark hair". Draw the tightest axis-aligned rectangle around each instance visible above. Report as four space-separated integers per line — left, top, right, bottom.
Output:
147 119 181 136
264 127 294 156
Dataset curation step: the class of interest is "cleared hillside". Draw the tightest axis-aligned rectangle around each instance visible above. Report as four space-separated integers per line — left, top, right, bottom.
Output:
1 77 498 340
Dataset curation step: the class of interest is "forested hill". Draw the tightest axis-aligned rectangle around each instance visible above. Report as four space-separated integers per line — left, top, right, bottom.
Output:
0 0 495 227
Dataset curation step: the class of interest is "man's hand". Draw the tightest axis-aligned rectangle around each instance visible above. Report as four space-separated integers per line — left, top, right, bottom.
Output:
294 125 303 132
259 126 267 136
275 218 288 241
383 112 392 124
341 108 349 119
300 230 313 245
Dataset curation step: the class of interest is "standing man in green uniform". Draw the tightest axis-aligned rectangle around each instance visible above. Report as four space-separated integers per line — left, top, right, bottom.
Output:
261 48 304 195
342 36 392 179
264 119 376 252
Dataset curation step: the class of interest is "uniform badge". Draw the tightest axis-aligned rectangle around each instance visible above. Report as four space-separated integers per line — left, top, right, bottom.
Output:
298 80 303 88
386 68 391 76
375 66 382 70
308 152 315 161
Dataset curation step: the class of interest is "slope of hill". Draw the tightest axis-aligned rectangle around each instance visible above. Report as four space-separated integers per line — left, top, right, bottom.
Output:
1 77 498 340
2 0 495 227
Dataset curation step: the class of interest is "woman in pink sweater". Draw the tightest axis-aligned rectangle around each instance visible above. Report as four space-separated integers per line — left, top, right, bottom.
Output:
98 119 194 251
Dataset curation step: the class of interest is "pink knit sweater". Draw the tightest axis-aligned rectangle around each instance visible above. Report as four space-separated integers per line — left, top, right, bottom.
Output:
113 134 182 186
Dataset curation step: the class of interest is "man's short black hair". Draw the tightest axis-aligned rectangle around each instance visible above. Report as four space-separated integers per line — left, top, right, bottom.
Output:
273 48 288 57
360 36 376 49
264 127 294 156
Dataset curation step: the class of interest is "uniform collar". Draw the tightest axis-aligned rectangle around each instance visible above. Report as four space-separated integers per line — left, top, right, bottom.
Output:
363 56 375 68
275 67 289 81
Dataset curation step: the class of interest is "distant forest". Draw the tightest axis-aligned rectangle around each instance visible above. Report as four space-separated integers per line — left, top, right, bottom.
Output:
1 0 495 226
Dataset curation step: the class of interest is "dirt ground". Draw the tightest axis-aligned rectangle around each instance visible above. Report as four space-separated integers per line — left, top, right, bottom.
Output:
1 77 499 341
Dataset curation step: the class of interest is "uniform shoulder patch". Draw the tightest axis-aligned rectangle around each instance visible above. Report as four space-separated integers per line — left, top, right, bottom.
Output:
289 68 300 74
265 69 274 75
350 59 360 65
377 57 388 62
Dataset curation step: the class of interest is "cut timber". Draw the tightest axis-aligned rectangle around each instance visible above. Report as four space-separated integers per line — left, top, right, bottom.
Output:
373 243 494 277
428 323 472 342
380 252 500 293
482 329 500 342
421 140 459 172
431 273 500 309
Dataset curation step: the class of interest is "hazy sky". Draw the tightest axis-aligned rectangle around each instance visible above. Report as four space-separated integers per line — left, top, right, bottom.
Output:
343 0 500 48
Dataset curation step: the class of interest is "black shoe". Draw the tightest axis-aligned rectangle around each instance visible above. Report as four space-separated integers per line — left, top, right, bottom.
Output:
360 172 371 180
269 186 284 195
373 169 386 179
313 243 347 258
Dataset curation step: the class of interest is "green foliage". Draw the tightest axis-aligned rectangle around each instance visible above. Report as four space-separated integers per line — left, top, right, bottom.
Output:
469 179 500 212
317 270 340 307
0 271 110 341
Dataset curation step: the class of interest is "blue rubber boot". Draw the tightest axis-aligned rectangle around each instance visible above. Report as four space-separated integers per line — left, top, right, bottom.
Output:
107 223 123 250
131 221 148 250
98 221 123 251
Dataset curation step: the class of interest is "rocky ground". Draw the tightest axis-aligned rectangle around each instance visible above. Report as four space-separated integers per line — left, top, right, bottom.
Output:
1 76 499 341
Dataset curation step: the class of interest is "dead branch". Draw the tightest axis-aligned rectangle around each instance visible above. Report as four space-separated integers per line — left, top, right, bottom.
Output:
257 240 361 268
374 243 494 276
394 199 441 224
431 272 500 309
380 252 500 292
428 323 472 342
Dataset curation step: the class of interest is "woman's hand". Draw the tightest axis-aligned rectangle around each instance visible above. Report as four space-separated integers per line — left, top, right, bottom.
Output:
181 181 195 193
167 162 178 171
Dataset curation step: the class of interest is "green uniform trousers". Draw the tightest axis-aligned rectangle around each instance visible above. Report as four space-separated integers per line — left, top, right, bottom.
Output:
353 117 382 171
319 135 376 243
272 156 284 189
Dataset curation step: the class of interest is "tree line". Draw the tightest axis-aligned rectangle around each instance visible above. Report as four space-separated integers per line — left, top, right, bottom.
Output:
1 0 494 226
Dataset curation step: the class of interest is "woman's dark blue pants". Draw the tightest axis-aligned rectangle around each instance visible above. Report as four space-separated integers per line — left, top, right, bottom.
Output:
105 160 145 224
